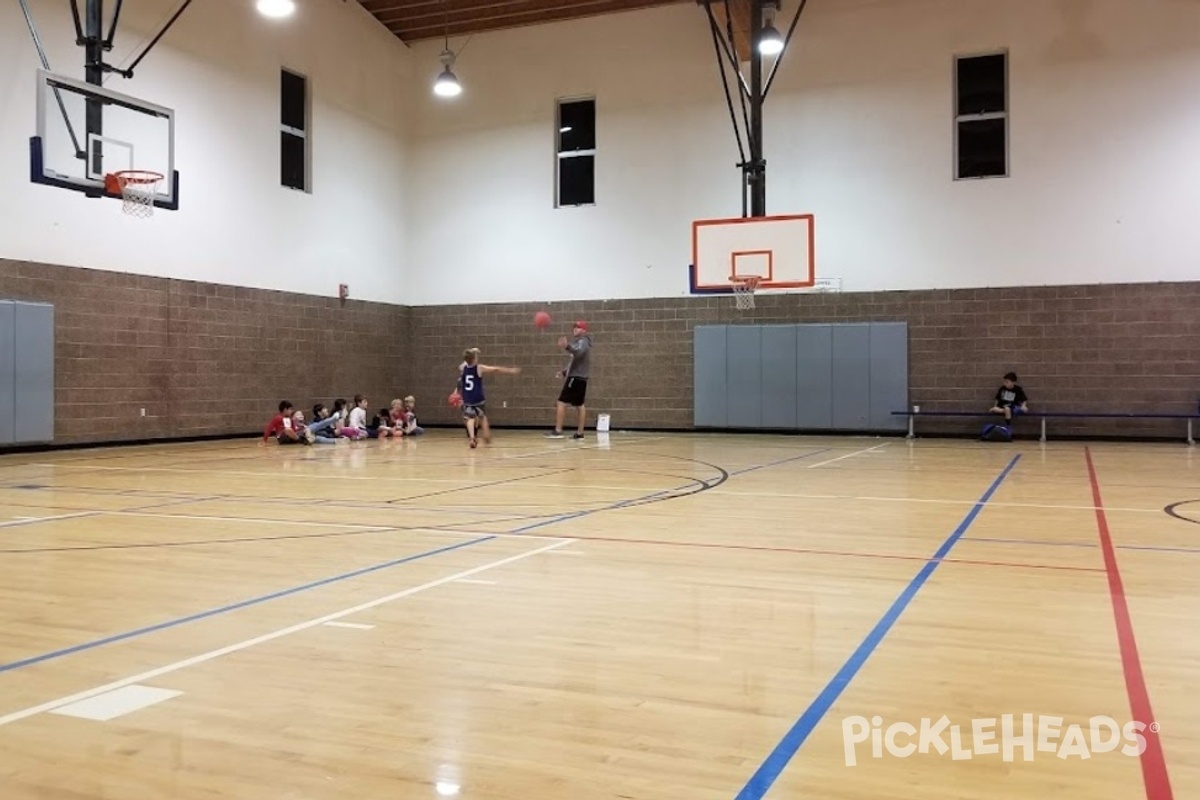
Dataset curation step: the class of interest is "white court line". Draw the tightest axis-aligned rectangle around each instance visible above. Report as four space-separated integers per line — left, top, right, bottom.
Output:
453 578 497 585
0 512 95 529
50 685 182 722
0 538 574 728
103 511 393 531
79 511 561 543
323 621 375 630
805 443 891 468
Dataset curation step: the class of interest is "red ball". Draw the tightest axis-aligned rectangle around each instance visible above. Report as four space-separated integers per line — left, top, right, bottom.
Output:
534 311 552 330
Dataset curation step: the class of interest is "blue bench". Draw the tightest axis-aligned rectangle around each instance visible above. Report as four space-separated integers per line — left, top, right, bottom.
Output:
891 410 1199 445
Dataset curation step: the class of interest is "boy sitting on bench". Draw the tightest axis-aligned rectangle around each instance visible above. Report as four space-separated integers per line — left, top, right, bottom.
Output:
983 372 1029 441
990 372 1029 421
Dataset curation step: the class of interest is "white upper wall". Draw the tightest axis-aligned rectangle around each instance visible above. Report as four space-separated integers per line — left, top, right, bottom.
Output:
0 0 412 303
405 0 1200 305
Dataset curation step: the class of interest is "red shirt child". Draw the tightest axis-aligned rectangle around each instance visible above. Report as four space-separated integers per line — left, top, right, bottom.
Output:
263 401 296 442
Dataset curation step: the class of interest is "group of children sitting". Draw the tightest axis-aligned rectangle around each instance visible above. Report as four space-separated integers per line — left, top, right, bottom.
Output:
262 395 423 445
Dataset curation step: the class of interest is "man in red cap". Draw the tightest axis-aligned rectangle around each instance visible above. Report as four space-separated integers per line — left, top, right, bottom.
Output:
548 321 592 439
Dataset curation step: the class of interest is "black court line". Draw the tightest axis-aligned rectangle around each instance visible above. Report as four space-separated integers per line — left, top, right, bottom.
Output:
0 443 831 558
0 522 506 555
1164 499 1200 527
0 481 556 518
507 448 835 532
385 467 575 503
0 456 726 517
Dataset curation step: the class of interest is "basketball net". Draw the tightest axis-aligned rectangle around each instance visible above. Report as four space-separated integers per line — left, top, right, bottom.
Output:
732 276 760 310
111 171 163 218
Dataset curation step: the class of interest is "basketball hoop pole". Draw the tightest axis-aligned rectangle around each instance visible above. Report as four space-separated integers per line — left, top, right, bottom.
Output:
748 0 765 217
84 0 105 179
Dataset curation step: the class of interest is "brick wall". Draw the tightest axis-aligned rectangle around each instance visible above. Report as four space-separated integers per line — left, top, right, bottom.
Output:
0 259 408 445
3 255 1198 445
409 283 1200 439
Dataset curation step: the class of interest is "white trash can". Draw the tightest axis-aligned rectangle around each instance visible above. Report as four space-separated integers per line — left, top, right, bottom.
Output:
596 413 611 433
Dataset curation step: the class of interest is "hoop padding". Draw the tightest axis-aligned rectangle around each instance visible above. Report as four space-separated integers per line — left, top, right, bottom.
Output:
732 276 760 310
108 170 163 218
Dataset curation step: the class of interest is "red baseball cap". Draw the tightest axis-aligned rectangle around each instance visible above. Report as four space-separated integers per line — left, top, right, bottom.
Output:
574 320 588 331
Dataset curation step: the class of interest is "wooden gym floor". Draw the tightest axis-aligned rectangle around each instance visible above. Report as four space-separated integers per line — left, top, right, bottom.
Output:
0 432 1194 799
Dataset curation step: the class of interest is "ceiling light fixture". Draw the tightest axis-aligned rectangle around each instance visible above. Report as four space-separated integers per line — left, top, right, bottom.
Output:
432 2 464 99
256 0 295 19
433 49 462 98
759 2 784 56
759 24 783 55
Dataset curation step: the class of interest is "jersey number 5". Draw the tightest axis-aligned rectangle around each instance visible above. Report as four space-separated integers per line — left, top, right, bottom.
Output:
463 375 476 391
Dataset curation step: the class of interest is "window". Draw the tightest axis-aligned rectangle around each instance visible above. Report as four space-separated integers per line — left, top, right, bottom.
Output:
954 52 1007 179
281 69 309 191
556 97 595 206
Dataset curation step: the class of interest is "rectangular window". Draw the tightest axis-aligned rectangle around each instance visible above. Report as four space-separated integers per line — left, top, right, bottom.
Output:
556 97 595 207
954 52 1007 180
281 69 309 192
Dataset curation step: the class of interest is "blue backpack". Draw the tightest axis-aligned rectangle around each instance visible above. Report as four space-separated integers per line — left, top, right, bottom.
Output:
981 423 1013 442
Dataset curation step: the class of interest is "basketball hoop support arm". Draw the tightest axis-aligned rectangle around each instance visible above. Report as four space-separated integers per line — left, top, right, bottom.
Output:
18 0 85 159
699 0 810 218
112 0 194 79
762 0 807 101
104 0 125 51
702 0 748 217
76 0 194 81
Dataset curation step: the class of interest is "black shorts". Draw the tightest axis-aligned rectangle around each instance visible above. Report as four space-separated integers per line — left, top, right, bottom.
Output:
463 403 486 419
558 377 588 407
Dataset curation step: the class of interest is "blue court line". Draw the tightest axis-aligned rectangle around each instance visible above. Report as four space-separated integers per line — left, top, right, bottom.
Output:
970 536 1200 555
511 509 595 534
0 534 496 674
732 454 1022 800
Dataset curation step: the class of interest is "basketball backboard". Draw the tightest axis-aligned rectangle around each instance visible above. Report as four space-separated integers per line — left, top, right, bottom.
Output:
688 214 814 294
30 70 179 210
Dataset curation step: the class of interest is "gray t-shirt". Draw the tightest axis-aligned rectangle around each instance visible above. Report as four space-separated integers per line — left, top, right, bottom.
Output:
565 335 592 379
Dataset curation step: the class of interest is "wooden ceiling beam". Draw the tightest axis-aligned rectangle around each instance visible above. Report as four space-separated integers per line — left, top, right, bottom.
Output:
366 0 535 21
707 0 752 63
374 0 564 27
386 0 690 41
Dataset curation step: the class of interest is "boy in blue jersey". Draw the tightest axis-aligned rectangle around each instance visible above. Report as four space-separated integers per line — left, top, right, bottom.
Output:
456 348 521 448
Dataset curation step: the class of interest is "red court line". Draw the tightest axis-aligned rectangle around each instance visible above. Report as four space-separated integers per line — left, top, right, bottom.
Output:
1085 447 1174 800
518 532 1105 573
